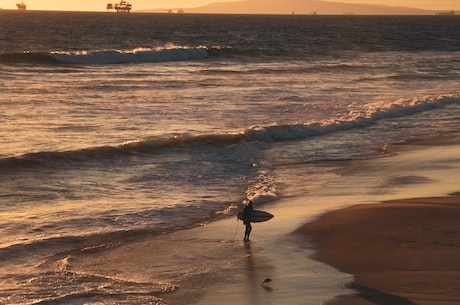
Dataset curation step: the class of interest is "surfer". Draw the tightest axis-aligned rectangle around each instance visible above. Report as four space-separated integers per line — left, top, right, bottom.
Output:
242 200 254 242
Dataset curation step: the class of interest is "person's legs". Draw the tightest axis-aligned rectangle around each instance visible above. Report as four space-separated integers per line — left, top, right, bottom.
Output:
244 223 252 242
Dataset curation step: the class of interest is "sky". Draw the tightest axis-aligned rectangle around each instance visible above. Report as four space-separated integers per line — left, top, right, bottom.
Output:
1 0 460 12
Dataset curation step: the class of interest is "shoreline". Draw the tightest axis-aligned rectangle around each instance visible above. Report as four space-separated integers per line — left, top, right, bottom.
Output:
64 134 460 305
171 131 460 305
298 195 460 305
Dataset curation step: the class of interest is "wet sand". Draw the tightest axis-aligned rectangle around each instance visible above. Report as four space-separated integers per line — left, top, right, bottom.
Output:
69 201 352 305
175 135 460 304
298 196 460 305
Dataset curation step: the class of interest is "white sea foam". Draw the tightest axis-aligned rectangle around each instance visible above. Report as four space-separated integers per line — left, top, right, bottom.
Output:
49 46 208 64
244 94 459 142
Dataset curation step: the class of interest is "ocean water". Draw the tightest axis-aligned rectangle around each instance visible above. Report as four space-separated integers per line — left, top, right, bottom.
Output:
1 11 460 304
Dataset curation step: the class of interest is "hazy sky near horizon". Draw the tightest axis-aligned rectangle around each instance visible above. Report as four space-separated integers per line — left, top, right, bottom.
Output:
2 0 459 11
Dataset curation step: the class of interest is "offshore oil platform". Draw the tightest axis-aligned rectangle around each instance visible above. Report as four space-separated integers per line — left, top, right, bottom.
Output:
16 1 26 10
106 1 132 13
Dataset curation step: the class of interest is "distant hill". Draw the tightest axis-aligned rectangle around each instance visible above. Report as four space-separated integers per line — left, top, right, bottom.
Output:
152 0 433 15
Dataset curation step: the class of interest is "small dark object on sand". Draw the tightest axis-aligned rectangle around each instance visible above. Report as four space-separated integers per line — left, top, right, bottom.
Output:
261 278 272 285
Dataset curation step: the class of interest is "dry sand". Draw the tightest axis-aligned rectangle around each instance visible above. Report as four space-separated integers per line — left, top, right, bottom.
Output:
298 196 460 305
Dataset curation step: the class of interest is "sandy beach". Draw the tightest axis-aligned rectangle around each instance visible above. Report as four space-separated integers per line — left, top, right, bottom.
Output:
296 136 460 305
299 196 460 305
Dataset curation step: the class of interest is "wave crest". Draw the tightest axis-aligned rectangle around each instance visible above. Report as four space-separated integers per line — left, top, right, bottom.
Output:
50 46 208 64
246 94 459 141
0 46 208 65
1 94 457 170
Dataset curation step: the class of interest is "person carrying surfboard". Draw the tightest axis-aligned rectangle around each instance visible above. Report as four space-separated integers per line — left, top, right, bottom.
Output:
242 200 254 242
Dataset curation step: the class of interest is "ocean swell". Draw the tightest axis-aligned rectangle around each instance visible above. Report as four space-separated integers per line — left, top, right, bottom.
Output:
0 94 457 171
245 94 459 141
0 46 208 65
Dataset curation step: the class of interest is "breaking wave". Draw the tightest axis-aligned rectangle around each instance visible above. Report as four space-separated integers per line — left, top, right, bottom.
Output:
0 46 208 65
1 94 457 170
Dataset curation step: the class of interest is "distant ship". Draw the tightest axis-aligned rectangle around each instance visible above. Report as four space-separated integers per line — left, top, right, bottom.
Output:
436 10 455 16
16 2 27 10
167 8 184 14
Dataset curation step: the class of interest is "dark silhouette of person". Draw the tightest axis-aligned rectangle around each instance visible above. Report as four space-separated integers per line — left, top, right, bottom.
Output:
242 200 254 242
